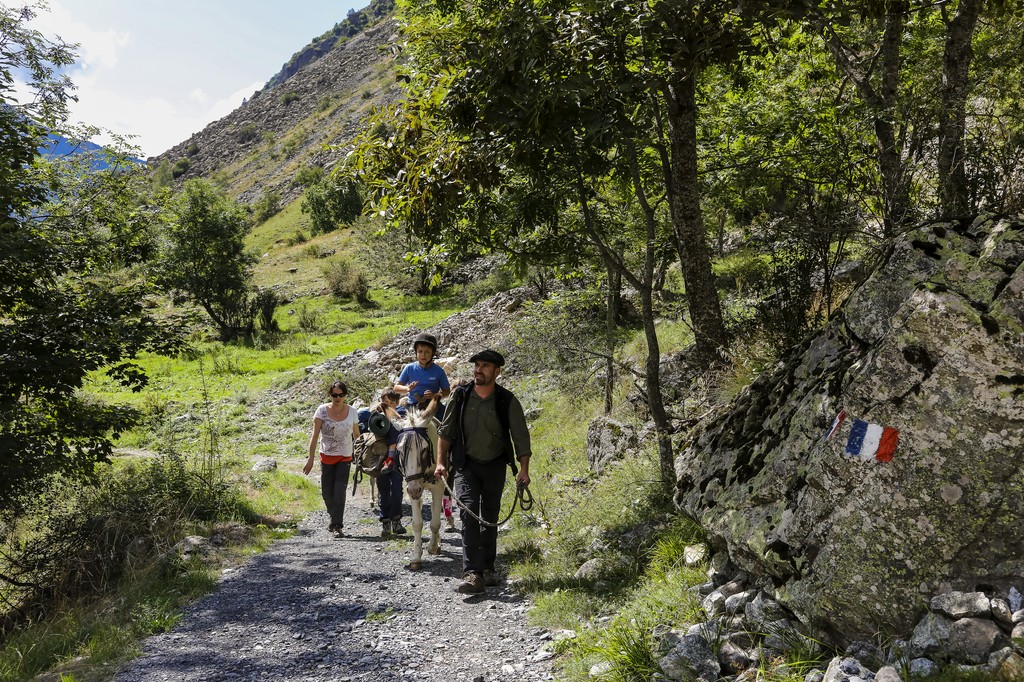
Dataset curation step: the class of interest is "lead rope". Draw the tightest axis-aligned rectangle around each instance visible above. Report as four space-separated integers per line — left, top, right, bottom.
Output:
441 475 534 529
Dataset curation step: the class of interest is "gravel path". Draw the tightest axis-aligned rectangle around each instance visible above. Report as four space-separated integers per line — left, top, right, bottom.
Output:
113 490 557 682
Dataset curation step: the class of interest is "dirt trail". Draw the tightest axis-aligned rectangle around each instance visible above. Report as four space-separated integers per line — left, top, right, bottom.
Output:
112 491 556 682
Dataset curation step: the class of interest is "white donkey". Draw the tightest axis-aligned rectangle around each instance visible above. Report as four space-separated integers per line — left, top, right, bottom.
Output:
393 400 445 570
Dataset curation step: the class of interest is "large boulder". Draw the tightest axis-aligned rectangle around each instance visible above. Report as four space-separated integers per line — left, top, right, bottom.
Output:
674 216 1024 641
586 417 639 473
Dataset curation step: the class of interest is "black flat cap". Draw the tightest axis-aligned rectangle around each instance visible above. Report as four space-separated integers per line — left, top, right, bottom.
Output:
469 349 505 366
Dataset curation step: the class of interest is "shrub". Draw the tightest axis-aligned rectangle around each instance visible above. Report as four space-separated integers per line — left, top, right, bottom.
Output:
459 266 517 303
253 288 280 333
280 131 304 157
751 241 820 353
512 284 623 391
0 454 247 628
252 190 282 224
293 165 325 188
295 303 322 332
235 123 258 144
285 229 308 246
316 95 335 112
301 177 363 234
170 157 190 179
323 256 372 306
302 242 326 259
280 91 300 105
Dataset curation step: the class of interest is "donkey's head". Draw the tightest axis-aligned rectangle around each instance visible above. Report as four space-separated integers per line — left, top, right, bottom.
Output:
395 402 438 500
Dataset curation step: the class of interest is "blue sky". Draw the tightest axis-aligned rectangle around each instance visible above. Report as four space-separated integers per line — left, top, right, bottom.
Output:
27 1 365 158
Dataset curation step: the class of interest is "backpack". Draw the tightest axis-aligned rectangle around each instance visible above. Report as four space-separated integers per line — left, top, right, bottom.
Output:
355 433 389 478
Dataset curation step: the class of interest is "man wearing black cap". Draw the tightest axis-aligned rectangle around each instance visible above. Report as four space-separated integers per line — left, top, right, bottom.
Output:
435 349 531 594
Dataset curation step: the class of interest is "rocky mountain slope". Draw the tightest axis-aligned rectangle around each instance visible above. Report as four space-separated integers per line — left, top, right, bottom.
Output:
262 0 395 91
150 16 399 206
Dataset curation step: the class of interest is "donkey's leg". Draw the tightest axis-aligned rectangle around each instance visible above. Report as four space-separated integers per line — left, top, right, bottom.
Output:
409 496 425 570
427 481 443 555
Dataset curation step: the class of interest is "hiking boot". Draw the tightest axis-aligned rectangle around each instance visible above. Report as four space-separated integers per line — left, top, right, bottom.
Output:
390 518 406 535
482 569 501 587
457 572 485 594
381 519 392 538
327 522 338 533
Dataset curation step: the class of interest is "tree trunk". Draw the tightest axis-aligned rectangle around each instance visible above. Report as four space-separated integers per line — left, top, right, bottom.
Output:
604 260 620 415
578 145 675 483
876 1 912 233
621 138 674 483
663 74 728 365
938 0 982 217
814 2 913 235
640 283 674 483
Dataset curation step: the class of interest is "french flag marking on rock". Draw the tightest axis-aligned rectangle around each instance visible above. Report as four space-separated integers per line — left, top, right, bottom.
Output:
845 418 899 462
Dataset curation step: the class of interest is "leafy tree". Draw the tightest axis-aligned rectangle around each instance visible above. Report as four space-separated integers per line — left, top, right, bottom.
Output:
966 12 1024 212
1 3 177 512
252 188 282 223
697 29 863 326
351 0 809 479
158 179 258 341
300 176 363 234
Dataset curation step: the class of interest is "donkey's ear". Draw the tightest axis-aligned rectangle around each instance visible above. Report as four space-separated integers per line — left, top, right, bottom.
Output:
420 397 440 421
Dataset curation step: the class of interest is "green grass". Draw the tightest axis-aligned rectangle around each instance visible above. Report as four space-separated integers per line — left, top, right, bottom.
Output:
0 557 217 682
496 379 723 682
88 293 460 413
0 450 310 682
366 607 396 622
241 469 322 520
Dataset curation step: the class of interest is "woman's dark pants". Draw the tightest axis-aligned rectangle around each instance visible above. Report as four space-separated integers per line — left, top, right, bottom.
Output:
320 461 351 527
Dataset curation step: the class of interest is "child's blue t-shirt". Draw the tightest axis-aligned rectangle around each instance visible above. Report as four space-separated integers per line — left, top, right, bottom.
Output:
397 362 450 407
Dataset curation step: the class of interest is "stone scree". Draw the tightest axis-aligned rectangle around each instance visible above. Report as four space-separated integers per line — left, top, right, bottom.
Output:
653 556 1024 682
270 288 533 408
674 215 1024 641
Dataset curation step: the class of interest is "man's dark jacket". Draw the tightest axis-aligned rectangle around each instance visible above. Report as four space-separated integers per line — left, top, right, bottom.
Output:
445 382 520 474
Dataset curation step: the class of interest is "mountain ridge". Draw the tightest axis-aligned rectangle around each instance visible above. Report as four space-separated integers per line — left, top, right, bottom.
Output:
151 11 399 208
261 0 396 92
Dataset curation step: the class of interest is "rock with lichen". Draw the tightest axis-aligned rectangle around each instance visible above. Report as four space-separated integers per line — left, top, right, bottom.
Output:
673 215 1024 642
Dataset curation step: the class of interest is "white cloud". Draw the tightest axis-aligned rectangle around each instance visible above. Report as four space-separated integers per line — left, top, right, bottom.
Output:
207 81 264 123
31 2 130 71
189 89 208 105
68 79 265 158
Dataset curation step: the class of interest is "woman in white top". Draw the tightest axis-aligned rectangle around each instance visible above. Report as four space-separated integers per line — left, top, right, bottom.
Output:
304 380 360 537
